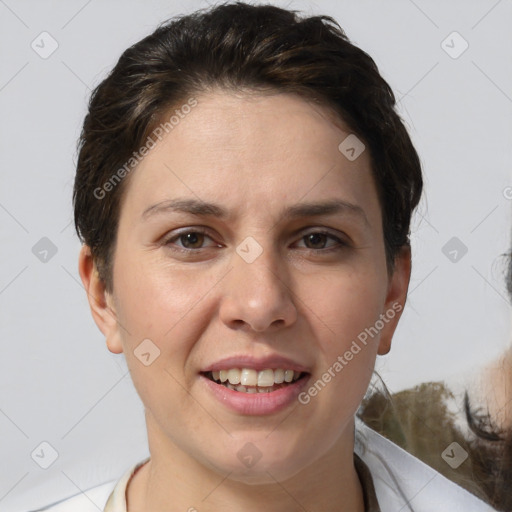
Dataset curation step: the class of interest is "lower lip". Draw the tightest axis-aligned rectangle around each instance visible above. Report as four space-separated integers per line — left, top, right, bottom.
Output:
200 374 310 415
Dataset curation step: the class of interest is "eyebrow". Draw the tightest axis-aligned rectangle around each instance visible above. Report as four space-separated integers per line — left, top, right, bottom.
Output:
142 198 227 220
141 197 370 227
282 200 369 227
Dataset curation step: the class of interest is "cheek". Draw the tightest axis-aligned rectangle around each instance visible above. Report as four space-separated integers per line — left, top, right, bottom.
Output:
299 269 385 407
113 250 214 337
302 268 387 347
111 263 213 427
111 254 226 404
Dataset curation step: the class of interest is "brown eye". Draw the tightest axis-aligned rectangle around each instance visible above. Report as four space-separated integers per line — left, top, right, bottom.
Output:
179 232 205 248
303 233 329 249
296 231 346 252
163 228 221 253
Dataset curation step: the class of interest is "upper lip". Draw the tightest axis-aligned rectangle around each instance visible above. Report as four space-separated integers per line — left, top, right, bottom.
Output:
202 354 310 373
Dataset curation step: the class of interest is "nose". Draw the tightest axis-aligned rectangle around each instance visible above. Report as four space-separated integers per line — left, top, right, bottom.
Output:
218 245 298 333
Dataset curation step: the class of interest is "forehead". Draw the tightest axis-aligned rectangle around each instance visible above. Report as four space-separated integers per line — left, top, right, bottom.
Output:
121 90 377 221
163 90 353 161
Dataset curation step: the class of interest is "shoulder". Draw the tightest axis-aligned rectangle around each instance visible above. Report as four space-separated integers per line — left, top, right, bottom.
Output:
30 457 150 512
354 418 496 512
27 481 116 511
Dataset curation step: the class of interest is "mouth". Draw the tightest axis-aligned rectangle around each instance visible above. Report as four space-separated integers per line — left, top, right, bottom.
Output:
201 368 308 394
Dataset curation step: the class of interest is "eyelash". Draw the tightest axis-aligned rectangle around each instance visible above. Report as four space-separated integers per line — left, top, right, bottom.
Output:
161 227 349 254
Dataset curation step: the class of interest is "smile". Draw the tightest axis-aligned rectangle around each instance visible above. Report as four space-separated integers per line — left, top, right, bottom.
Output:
204 368 305 393
200 355 311 414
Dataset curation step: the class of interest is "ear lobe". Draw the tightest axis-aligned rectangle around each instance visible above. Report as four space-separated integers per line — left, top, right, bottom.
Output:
78 245 124 354
377 246 411 355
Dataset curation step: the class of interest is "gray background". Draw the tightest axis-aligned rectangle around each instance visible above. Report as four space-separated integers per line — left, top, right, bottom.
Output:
1 0 511 510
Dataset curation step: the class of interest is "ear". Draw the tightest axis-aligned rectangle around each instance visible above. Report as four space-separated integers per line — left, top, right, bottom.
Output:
78 245 124 354
377 245 411 355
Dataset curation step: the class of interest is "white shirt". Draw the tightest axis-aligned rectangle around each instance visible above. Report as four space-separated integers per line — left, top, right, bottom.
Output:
31 419 496 512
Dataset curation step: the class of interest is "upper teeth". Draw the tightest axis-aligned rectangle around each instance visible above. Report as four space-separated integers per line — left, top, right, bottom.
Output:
211 368 301 387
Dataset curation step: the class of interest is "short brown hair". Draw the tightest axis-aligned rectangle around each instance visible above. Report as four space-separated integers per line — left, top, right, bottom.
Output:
73 1 423 292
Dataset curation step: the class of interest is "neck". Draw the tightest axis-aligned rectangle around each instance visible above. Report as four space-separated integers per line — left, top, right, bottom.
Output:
127 415 365 512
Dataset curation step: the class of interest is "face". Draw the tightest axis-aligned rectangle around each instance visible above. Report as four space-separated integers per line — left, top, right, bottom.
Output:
80 90 410 484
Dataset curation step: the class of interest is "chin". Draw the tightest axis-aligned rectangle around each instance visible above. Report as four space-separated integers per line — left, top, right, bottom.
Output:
204 445 311 485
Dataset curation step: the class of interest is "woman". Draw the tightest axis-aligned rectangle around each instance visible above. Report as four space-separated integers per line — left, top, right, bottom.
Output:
36 2 492 511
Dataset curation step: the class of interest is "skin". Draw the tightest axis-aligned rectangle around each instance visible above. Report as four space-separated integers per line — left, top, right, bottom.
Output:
474 345 512 430
79 90 411 512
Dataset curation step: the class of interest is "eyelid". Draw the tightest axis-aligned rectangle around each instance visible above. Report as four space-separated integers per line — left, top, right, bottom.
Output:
293 229 348 249
162 227 220 248
294 224 350 240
